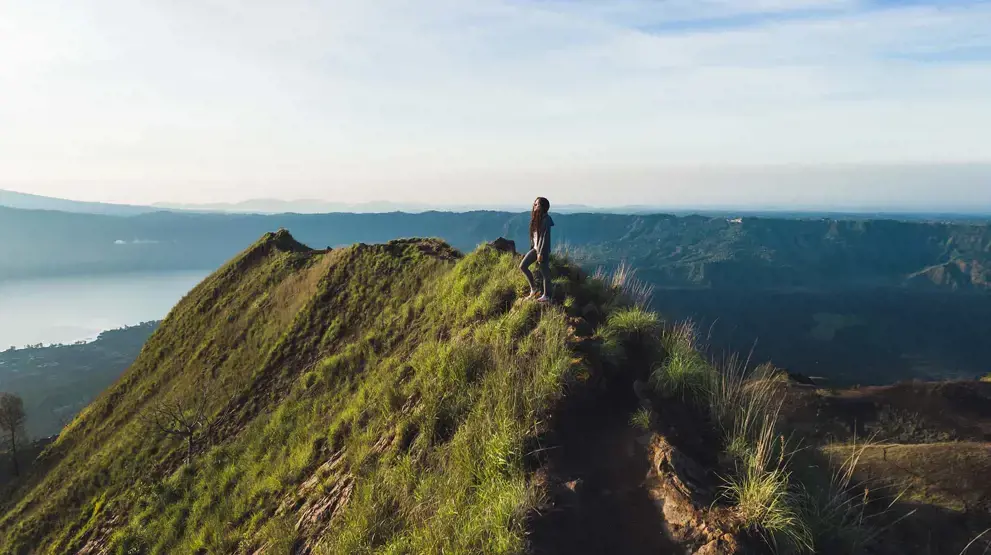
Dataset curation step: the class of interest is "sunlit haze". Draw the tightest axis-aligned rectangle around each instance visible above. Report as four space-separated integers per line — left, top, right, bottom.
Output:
2 0 991 210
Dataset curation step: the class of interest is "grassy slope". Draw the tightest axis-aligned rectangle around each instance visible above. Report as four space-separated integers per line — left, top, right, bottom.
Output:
0 232 592 554
826 442 991 513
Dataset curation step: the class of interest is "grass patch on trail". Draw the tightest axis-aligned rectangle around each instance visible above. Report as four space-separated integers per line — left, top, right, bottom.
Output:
0 239 612 554
629 407 653 432
653 322 710 401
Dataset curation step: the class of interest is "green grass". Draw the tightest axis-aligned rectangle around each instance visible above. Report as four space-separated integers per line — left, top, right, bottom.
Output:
605 307 660 338
650 322 710 400
642 319 811 550
1 235 906 554
629 407 653 431
0 236 605 554
721 406 812 553
591 262 654 309
596 306 661 365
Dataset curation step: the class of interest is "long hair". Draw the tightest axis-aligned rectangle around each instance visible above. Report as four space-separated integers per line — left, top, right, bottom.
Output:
529 197 550 246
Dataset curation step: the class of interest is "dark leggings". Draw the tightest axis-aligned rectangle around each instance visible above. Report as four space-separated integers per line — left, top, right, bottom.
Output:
520 249 551 295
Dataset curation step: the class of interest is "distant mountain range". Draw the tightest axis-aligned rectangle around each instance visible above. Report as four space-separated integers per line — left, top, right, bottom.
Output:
152 198 632 215
0 190 157 216
2 204 990 292
4 189 990 221
0 189 636 216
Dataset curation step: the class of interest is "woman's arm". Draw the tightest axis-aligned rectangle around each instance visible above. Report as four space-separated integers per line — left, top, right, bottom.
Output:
536 221 550 261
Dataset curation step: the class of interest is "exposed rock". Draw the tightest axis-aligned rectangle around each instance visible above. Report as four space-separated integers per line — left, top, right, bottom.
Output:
564 479 584 494
787 372 817 387
272 435 396 553
644 433 749 553
488 237 517 255
650 435 714 503
695 535 743 555
581 302 603 328
567 316 595 338
276 451 355 543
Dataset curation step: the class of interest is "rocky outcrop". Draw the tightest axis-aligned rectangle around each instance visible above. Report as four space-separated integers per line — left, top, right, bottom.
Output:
488 237 517 255
643 433 750 554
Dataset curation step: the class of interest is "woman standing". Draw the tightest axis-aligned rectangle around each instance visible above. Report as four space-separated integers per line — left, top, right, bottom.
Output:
520 197 554 302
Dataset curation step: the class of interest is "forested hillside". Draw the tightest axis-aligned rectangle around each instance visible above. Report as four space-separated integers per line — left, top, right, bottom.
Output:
0 323 158 438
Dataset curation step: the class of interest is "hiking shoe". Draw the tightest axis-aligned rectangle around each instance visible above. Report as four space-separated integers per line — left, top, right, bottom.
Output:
536 295 551 303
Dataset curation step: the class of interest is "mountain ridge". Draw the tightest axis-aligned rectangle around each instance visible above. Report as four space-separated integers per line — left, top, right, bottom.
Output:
2 232 988 554
0 233 585 553
7 189 991 220
0 190 158 216
3 205 991 291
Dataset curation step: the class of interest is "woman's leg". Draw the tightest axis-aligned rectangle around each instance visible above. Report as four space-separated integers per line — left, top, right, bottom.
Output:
519 249 538 293
538 257 552 300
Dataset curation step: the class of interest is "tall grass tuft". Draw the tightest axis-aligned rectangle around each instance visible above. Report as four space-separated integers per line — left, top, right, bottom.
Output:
592 261 654 308
598 306 662 368
652 322 710 400
959 529 991 554
722 412 812 553
629 407 653 431
605 307 661 340
800 437 912 553
710 359 788 462
552 243 594 266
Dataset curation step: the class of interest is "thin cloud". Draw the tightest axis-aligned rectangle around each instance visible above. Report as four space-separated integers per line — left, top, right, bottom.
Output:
0 0 989 206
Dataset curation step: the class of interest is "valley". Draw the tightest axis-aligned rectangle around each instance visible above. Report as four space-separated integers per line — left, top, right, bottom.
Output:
655 287 991 386
1 206 989 452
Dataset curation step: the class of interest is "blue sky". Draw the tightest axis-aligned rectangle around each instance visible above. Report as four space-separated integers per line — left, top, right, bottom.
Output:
1 0 990 210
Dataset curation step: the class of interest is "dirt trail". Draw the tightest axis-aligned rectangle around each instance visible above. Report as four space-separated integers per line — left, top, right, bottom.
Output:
528 387 683 555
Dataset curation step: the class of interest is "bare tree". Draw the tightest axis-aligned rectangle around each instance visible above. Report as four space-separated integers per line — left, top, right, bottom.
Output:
145 390 210 464
0 392 26 477
143 388 214 466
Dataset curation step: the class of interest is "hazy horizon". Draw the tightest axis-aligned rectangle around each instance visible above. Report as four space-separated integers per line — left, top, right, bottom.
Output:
4 178 991 215
3 1 991 210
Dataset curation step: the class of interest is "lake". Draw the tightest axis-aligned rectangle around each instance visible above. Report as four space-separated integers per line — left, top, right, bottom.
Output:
0 271 209 348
